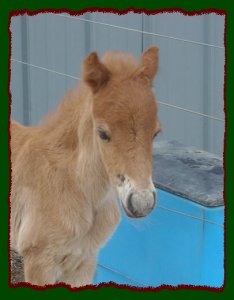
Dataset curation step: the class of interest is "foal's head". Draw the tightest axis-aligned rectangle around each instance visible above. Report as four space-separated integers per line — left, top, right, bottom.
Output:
83 47 160 218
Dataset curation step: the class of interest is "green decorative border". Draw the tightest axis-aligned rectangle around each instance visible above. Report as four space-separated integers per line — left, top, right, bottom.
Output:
1 0 232 299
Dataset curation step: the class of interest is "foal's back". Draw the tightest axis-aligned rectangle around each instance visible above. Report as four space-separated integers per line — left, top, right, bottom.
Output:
11 121 33 163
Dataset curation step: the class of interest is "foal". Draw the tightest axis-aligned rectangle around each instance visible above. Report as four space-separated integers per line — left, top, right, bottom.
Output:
10 46 161 287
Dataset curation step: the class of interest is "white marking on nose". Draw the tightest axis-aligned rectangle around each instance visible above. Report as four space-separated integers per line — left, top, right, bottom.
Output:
116 176 157 217
116 177 134 205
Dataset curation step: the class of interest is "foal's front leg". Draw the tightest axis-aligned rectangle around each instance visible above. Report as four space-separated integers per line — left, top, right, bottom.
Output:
59 255 97 288
23 248 59 286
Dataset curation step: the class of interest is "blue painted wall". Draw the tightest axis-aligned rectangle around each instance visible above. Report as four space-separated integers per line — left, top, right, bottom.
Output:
93 189 224 287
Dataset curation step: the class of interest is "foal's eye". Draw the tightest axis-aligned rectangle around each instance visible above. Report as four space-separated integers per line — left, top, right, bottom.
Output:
153 131 159 139
97 129 111 142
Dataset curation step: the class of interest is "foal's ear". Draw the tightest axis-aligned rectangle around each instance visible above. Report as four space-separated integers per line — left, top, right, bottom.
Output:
134 46 159 86
83 52 111 93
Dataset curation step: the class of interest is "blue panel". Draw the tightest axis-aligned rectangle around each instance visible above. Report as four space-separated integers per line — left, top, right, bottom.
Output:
204 206 224 225
156 188 205 218
97 189 224 287
93 265 145 287
200 222 224 287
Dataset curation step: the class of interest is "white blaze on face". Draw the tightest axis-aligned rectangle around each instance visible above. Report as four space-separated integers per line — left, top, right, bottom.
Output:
116 176 157 218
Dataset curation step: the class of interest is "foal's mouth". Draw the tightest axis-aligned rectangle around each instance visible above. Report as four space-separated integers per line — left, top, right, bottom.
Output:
122 204 146 219
121 195 156 219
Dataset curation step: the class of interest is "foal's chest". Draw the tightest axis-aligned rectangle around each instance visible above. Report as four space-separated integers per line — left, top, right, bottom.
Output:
60 225 100 271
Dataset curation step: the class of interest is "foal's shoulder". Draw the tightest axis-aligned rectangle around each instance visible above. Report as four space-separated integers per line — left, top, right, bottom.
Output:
10 120 45 167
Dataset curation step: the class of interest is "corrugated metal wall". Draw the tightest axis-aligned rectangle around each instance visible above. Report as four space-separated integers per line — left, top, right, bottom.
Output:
10 12 225 156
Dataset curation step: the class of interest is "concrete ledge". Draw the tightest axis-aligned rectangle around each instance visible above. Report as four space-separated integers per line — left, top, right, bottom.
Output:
152 140 224 207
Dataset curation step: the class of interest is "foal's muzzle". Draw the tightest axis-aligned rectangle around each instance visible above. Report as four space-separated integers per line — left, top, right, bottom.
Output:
124 190 157 218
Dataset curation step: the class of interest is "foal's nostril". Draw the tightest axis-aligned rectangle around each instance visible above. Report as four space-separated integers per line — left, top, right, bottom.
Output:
152 191 157 207
126 193 134 213
117 174 125 183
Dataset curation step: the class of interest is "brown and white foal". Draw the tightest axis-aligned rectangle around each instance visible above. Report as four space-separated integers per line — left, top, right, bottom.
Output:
10 46 160 287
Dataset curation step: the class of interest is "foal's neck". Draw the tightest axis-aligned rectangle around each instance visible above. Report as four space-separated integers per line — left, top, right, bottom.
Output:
43 84 110 204
75 88 110 204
